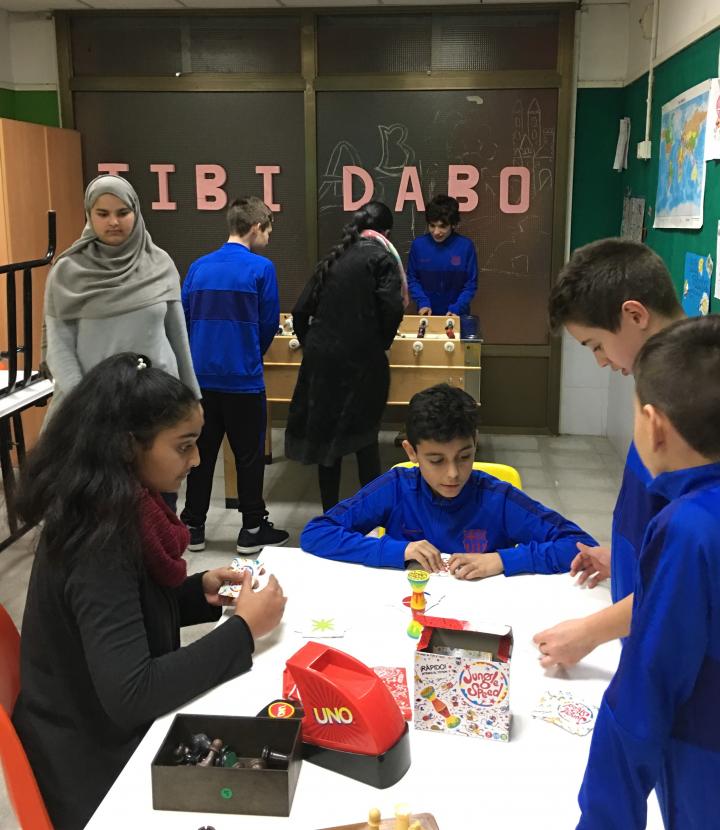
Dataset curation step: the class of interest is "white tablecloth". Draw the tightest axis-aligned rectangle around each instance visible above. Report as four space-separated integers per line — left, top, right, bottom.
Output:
85 547 663 830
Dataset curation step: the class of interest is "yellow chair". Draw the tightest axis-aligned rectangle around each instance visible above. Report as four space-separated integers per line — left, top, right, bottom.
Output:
392 461 522 490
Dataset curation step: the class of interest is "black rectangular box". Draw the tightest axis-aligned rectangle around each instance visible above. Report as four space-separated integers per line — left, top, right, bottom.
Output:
151 714 303 816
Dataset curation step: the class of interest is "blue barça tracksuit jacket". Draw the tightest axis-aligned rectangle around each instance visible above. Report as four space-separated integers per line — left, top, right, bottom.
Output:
182 243 280 393
300 467 597 574
578 463 720 830
406 232 478 316
610 442 669 602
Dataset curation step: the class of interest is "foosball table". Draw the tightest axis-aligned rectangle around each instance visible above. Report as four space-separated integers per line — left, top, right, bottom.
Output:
222 313 481 504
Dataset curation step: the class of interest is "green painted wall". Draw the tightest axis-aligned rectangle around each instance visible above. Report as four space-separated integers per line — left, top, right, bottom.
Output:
621 28 720 305
0 88 59 127
570 27 720 306
570 86 625 250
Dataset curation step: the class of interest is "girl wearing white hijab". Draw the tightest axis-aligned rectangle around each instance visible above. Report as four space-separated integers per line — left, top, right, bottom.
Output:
44 175 200 406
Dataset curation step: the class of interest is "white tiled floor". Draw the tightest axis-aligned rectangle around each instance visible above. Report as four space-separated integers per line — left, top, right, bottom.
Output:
0 429 623 829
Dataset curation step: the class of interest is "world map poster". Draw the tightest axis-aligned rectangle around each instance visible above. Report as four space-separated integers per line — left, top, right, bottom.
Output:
654 80 710 230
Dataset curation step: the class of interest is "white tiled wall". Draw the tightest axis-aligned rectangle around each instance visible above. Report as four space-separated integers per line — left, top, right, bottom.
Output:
606 368 634 458
559 331 610 435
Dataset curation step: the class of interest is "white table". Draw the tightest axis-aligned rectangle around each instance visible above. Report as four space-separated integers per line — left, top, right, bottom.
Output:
86 548 663 830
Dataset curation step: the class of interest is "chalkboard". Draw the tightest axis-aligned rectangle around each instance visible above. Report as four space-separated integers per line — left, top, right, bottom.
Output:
317 89 558 345
74 90 307 309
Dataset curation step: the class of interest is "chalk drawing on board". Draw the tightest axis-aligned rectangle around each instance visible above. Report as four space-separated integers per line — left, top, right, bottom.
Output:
512 98 555 195
375 123 416 176
318 140 363 213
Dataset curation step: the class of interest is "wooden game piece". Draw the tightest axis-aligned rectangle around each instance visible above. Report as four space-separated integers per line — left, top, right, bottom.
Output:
316 811 439 830
198 738 224 767
368 807 381 828
394 804 411 830
231 755 266 769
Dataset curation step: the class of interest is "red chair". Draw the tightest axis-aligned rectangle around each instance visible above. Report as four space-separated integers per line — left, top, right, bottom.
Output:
0 603 53 829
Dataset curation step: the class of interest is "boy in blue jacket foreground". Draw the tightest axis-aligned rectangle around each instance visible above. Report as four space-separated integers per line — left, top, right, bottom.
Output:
301 384 596 578
578 315 720 830
406 195 478 317
534 239 684 667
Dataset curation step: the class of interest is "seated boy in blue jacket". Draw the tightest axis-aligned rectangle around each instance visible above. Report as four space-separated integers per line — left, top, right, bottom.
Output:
301 384 596 579
577 315 720 830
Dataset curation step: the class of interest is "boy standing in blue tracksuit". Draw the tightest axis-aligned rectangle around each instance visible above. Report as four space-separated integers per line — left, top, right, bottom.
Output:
578 316 720 829
301 384 596 579
407 195 478 317
534 239 684 667
180 196 288 554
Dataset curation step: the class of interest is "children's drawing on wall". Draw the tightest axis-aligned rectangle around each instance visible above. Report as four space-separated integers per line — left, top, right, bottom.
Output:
620 195 645 243
703 78 720 161
682 251 712 317
654 80 710 230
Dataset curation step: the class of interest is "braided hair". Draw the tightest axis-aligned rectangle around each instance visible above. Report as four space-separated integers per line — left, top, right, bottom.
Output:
310 201 393 306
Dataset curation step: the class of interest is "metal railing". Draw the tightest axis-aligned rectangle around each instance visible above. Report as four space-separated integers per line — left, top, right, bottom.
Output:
0 212 56 397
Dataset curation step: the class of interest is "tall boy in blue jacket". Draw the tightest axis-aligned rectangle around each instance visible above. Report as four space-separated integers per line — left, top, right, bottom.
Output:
301 384 596 578
534 239 685 667
577 315 720 830
407 195 478 317
180 197 288 554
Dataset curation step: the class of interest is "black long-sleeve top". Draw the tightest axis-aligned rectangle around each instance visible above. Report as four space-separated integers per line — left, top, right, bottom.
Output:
13 536 255 829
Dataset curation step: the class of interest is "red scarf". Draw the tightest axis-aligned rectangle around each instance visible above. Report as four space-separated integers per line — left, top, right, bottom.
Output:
139 489 189 588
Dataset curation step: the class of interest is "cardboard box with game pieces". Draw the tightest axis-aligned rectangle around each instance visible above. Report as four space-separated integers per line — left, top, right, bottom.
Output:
413 616 512 742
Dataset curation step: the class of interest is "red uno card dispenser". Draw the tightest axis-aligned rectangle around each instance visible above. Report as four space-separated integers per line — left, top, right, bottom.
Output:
282 642 411 788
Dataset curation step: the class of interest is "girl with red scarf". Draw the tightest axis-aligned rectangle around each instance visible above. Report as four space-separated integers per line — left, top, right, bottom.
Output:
12 353 286 830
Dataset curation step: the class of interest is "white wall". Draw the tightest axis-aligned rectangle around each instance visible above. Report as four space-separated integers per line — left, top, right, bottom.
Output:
0 10 13 89
559 331 611 435
606 370 635 457
559 1 629 435
627 0 720 83
7 12 57 89
578 0 630 88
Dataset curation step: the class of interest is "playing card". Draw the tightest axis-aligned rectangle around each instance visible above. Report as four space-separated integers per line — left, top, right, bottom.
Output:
230 556 263 578
296 616 348 638
218 557 265 598
532 690 598 736
436 553 453 577
373 666 412 720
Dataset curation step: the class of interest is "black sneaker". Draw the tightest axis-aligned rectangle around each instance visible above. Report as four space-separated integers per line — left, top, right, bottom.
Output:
236 514 289 554
187 525 206 552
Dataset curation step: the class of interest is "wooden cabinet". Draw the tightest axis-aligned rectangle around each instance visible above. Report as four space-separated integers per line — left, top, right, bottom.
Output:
0 118 84 446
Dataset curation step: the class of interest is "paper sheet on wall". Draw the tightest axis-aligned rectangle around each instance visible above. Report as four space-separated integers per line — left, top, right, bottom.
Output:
704 78 720 161
654 80 711 230
613 117 630 171
682 252 712 317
